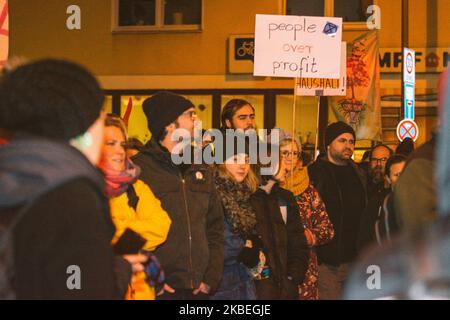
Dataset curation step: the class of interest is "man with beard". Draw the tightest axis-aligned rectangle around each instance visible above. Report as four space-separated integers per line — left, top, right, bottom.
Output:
356 145 393 253
357 153 407 253
308 121 367 299
221 99 257 132
220 99 262 175
367 144 393 196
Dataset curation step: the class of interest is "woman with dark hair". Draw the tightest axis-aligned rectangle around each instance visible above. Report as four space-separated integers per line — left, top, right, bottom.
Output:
99 114 171 300
0 59 145 299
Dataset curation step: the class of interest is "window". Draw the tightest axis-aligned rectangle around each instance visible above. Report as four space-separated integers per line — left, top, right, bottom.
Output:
103 96 113 114
284 0 374 30
113 0 203 33
286 0 325 16
334 0 373 23
275 95 318 159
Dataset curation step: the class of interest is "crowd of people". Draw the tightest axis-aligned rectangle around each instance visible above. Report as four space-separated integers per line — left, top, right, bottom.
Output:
0 58 448 300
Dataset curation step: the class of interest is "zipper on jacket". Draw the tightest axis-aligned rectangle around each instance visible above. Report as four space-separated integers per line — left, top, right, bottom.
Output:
181 177 195 289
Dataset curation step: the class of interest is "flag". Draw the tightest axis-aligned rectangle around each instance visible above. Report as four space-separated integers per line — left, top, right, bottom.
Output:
329 31 381 141
123 97 133 126
0 0 8 68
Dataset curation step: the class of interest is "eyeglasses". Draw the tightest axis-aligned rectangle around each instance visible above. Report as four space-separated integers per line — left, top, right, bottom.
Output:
182 110 197 118
370 157 388 163
281 150 300 158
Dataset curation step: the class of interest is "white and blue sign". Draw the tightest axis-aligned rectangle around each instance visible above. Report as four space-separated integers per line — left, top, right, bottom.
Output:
404 83 415 120
403 48 415 120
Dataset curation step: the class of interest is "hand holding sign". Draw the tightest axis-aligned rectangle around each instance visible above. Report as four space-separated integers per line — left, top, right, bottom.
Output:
254 14 342 79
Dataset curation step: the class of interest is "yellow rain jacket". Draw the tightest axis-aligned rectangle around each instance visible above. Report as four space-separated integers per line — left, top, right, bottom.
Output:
109 179 171 300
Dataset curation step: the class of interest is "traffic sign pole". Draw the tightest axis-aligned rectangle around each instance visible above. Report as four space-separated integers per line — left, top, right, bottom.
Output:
403 48 415 120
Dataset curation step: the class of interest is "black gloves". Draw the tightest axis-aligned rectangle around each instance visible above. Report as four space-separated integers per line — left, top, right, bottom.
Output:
237 235 263 269
237 246 260 269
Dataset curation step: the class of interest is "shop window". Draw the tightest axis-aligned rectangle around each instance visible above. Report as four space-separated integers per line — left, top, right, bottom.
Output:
120 95 152 144
183 95 213 130
103 96 113 114
113 0 202 33
276 95 318 159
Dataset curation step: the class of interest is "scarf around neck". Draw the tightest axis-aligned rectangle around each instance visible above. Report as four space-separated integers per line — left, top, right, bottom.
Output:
214 172 257 238
100 158 141 198
280 165 310 196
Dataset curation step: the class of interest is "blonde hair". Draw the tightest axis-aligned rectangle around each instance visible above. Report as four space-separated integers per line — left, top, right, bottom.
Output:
217 163 259 193
105 114 128 141
279 138 301 151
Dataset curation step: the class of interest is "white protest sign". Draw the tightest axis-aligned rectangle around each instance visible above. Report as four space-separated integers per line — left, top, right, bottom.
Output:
254 14 342 79
296 42 346 96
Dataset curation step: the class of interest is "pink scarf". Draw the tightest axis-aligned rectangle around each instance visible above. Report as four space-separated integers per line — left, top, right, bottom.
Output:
100 159 141 198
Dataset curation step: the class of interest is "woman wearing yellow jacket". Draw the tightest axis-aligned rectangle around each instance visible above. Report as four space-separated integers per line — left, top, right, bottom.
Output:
99 114 171 300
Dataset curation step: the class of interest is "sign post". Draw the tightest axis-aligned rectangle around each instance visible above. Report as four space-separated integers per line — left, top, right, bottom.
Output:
397 47 418 142
403 48 415 120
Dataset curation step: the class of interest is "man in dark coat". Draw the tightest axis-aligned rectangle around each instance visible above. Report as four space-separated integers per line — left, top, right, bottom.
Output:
133 92 224 300
308 121 367 299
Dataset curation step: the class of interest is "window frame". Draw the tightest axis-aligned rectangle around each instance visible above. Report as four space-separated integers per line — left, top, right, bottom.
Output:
112 0 204 34
280 0 378 31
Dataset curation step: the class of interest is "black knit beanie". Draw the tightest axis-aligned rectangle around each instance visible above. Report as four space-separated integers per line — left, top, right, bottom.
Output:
324 121 356 147
0 59 104 141
142 91 194 140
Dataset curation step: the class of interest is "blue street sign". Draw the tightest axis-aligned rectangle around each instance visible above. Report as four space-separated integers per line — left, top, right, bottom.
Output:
404 82 415 120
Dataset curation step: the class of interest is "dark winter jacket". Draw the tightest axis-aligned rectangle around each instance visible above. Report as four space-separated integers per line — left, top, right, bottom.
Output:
132 139 224 293
394 137 437 231
250 183 309 299
210 221 256 300
357 188 391 253
0 136 129 299
308 156 368 266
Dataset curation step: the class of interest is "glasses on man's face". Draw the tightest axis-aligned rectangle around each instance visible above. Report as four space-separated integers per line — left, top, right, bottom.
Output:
182 110 197 118
281 150 300 158
370 157 388 164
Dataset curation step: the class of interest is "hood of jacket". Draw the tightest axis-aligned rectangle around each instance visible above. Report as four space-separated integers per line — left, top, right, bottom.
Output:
0 135 104 208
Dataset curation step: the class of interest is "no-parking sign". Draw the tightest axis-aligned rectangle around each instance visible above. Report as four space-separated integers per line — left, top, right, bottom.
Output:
396 119 419 142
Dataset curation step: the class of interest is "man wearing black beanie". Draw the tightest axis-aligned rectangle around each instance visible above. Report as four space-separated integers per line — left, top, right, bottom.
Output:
308 121 367 299
132 91 224 300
